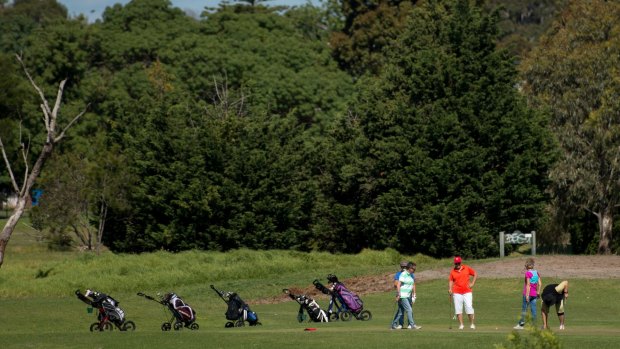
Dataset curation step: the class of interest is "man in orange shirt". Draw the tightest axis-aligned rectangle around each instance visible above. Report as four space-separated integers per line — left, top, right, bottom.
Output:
448 256 477 330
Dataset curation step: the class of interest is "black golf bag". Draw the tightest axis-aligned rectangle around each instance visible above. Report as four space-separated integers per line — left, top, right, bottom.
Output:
210 285 261 327
75 289 136 331
283 289 329 323
137 292 199 331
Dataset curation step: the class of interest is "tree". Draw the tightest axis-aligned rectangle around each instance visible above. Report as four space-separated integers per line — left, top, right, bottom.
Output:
87 1 354 252
487 0 567 59
327 0 418 77
0 0 68 53
0 54 86 268
351 0 554 257
34 139 132 253
520 0 620 254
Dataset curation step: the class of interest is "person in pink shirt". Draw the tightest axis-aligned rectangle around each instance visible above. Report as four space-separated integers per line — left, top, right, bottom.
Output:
514 258 542 329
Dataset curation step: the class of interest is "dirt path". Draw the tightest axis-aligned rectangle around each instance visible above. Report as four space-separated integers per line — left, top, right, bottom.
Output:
258 255 620 304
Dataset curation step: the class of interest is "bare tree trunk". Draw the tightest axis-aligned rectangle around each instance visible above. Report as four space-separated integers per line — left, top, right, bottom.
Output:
0 142 54 267
0 195 28 267
597 206 613 254
96 201 108 256
0 54 87 268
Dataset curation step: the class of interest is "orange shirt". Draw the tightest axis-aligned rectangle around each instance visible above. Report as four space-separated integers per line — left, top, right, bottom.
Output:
449 265 476 294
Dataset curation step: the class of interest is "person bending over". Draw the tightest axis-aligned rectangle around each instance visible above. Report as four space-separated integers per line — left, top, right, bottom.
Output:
541 280 568 330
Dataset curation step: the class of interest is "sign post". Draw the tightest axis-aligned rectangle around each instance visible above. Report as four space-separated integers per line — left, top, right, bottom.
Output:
500 230 536 258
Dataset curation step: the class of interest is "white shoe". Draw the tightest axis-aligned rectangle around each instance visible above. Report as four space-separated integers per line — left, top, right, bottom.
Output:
559 324 565 330
412 325 422 330
470 324 476 330
458 324 464 330
393 325 402 330
513 325 524 330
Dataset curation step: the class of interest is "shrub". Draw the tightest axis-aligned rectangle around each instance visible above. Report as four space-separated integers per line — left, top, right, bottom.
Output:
495 324 562 349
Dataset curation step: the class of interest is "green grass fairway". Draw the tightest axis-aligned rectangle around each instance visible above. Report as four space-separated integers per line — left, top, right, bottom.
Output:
0 223 618 348
0 278 618 349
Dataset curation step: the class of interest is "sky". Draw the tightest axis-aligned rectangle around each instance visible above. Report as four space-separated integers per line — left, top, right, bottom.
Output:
56 0 316 22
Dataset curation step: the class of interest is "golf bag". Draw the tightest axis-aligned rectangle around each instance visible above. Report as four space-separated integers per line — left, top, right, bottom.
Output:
283 289 329 323
137 292 199 331
210 285 261 327
75 289 136 331
313 275 372 321
331 282 363 313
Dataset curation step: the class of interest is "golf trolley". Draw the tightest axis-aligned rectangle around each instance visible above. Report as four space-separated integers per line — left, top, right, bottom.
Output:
210 285 261 327
75 289 136 332
313 278 372 321
137 292 199 331
283 289 329 323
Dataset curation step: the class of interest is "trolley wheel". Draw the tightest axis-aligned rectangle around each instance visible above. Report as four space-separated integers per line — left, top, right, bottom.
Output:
340 311 353 321
161 322 172 331
329 313 339 321
189 322 199 330
174 322 183 331
90 322 113 332
235 320 245 327
358 310 372 321
122 320 136 331
225 322 235 328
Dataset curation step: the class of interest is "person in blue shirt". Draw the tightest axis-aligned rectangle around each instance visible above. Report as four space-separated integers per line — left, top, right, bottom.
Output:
394 262 422 330
391 261 408 329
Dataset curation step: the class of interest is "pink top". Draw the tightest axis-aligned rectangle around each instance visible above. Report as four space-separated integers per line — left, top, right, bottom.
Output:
523 270 539 297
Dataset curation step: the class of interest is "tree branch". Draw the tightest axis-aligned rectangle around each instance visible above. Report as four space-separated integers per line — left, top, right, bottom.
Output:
0 136 20 193
15 54 52 130
51 79 66 124
19 140 29 196
54 104 89 143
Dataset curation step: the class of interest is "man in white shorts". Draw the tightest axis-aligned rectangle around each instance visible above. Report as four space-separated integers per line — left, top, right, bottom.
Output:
448 256 477 330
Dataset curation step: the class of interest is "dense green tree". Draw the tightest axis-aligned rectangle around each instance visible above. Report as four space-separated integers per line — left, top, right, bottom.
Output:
521 0 620 254
81 1 355 252
328 0 418 77
351 0 555 257
0 0 67 52
191 3 353 122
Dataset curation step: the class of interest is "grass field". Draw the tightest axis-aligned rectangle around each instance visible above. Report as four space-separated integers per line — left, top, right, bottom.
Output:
0 218 619 348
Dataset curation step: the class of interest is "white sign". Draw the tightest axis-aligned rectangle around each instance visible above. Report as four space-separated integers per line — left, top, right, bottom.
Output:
504 230 532 244
499 230 536 257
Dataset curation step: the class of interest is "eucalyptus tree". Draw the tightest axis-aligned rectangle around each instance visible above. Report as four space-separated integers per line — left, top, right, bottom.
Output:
521 0 620 254
0 55 87 267
88 1 354 252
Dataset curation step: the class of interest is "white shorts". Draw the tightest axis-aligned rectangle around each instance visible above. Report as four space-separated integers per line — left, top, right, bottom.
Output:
453 293 474 315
